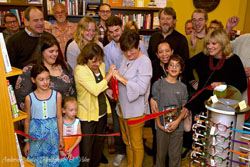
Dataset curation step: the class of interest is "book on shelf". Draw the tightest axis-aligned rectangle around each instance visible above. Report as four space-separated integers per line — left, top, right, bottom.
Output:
135 0 144 7
116 13 152 30
0 33 12 73
152 12 159 29
15 133 24 167
27 0 42 4
155 0 166 8
122 0 134 7
140 35 150 50
7 80 20 118
109 0 122 7
9 9 21 25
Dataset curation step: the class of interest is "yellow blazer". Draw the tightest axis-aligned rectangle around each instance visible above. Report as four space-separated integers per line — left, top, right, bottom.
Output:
74 62 111 121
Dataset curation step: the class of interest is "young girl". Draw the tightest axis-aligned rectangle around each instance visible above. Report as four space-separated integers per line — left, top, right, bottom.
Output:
59 96 81 167
23 64 64 167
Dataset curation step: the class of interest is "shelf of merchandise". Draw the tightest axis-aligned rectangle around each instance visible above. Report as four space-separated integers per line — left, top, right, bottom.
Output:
13 110 27 123
0 45 34 166
5 66 22 77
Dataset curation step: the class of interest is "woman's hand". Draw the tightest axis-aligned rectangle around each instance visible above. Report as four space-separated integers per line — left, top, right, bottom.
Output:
106 89 114 99
105 65 116 82
113 70 128 85
24 142 30 157
211 82 224 89
150 98 159 113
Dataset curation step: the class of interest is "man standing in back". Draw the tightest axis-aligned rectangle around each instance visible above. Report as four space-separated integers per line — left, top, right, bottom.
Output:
7 6 48 70
97 3 112 46
3 12 19 43
52 3 76 58
148 7 189 62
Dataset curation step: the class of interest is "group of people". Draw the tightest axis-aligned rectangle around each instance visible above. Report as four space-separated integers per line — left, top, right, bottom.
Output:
2 2 250 167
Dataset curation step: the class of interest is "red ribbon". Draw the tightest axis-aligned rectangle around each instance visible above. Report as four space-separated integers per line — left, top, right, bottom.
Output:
127 85 213 125
15 129 120 141
109 77 119 101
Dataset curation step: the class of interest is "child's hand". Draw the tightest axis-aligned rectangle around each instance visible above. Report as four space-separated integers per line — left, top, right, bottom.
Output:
67 149 73 160
166 120 180 133
59 150 66 157
156 122 166 132
24 142 30 157
58 138 64 150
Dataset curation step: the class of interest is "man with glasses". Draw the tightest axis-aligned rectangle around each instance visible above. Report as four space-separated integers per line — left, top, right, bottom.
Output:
188 8 208 58
52 3 76 57
97 3 111 46
148 7 189 62
3 12 19 43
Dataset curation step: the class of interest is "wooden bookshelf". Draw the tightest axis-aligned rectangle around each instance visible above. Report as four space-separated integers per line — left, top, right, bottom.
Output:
0 44 34 166
5 66 22 77
13 110 27 123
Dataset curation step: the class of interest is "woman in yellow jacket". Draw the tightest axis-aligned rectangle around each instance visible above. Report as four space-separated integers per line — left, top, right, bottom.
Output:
74 42 115 167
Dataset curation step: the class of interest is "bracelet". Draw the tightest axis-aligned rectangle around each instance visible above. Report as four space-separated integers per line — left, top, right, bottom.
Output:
24 138 29 142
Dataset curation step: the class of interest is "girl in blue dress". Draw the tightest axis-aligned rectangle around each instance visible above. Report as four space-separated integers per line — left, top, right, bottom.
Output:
23 64 64 167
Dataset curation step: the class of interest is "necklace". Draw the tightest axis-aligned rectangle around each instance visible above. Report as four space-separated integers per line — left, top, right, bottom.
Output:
209 55 226 71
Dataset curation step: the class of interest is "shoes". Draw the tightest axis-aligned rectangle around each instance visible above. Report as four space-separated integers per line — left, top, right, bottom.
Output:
100 153 108 164
113 154 125 166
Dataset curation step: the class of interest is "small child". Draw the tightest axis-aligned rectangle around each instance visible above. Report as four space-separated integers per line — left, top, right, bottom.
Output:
23 64 64 167
152 54 190 167
59 96 81 167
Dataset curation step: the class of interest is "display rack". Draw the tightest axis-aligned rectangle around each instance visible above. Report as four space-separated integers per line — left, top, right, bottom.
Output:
0 45 34 166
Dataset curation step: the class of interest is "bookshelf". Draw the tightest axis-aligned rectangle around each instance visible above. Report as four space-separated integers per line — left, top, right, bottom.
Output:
0 45 34 166
0 2 44 31
45 0 160 35
111 6 161 35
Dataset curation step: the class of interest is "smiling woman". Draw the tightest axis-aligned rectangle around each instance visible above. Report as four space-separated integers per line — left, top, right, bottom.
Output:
184 29 247 115
15 34 76 111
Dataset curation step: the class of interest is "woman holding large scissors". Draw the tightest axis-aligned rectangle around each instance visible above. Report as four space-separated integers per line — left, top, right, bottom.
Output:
113 30 152 167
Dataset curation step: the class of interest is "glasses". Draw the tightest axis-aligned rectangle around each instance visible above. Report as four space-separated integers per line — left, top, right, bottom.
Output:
209 144 231 156
192 18 205 23
195 118 233 133
99 10 111 14
211 132 232 145
5 20 18 24
208 155 229 166
55 11 66 15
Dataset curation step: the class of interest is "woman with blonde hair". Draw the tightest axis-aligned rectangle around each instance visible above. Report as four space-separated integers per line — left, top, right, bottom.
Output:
185 29 247 115
66 16 103 70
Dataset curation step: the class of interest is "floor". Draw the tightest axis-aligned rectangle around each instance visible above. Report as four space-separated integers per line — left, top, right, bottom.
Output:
100 127 191 167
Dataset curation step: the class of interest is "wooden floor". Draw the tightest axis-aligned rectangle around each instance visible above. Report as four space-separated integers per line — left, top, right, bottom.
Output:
100 127 191 167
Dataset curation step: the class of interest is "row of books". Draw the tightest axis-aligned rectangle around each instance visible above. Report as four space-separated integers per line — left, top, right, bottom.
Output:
47 0 100 16
116 12 160 30
0 10 24 26
0 33 19 118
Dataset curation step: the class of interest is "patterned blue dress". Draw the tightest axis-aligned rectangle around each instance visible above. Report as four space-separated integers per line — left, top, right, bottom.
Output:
28 90 59 167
